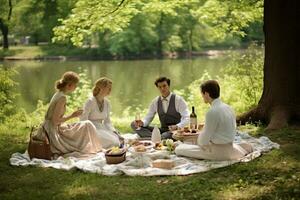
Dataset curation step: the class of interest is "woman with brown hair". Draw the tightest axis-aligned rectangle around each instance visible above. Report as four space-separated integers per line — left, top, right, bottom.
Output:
43 71 102 158
80 77 123 149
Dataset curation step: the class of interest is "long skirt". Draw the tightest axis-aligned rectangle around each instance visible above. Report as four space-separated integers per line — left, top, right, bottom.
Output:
45 120 102 158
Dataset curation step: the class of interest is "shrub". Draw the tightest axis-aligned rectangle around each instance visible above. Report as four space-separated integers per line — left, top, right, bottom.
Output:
0 66 18 122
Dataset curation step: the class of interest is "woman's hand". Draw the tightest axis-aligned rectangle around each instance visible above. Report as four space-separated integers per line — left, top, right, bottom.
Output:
71 109 83 118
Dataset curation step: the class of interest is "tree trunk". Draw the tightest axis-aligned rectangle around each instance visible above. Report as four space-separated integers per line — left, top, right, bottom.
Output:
0 19 9 49
237 0 300 130
156 13 164 57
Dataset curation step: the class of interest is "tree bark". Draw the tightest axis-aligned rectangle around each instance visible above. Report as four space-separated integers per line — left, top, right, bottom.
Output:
237 0 300 130
0 0 13 49
0 19 9 49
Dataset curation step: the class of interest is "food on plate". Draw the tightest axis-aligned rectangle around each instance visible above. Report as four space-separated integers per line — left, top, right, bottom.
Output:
134 145 147 152
155 142 164 150
183 126 189 132
165 139 175 152
107 146 123 155
131 140 153 147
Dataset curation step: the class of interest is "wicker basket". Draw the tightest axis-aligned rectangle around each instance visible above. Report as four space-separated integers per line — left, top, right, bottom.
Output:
105 148 126 164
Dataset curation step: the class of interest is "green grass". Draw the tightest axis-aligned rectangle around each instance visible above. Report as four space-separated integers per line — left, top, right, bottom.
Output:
0 125 299 200
0 45 100 58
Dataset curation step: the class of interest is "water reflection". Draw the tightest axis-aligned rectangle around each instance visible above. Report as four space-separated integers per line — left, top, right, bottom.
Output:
3 57 228 113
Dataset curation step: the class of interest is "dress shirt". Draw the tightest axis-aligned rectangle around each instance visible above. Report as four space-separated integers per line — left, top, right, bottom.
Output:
143 92 190 128
197 98 236 146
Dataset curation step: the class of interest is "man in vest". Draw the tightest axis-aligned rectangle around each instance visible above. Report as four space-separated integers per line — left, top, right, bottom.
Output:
131 77 190 139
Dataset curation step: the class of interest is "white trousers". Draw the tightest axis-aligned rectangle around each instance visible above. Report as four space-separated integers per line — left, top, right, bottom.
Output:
175 142 253 161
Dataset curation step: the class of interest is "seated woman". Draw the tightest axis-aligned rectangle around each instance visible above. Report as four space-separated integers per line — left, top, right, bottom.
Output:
43 71 102 158
80 77 123 149
175 80 253 161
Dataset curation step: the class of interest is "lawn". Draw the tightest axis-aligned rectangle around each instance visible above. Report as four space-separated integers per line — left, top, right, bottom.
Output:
0 125 299 200
0 45 99 58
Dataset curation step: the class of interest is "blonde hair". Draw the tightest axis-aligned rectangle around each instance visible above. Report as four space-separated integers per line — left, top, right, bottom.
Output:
55 71 80 91
93 77 112 96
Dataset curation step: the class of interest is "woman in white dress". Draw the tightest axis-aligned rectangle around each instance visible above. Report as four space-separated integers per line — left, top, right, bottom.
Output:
42 71 102 158
80 77 123 149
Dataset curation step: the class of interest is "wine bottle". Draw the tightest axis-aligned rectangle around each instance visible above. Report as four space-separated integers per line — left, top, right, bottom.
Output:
190 106 197 130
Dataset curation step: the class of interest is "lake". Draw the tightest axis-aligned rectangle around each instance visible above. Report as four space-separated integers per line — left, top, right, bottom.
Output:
2 56 229 114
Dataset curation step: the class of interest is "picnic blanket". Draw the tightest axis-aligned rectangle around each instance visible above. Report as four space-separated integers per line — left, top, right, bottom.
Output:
10 132 279 176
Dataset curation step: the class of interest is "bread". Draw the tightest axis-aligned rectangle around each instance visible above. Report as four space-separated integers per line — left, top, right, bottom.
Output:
152 159 175 169
134 145 146 152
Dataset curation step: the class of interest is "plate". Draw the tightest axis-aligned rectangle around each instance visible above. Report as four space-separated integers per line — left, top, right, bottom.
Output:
182 132 199 136
131 140 154 149
128 146 155 155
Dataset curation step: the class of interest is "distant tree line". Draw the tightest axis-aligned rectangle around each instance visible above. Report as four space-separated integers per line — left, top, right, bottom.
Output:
1 0 263 57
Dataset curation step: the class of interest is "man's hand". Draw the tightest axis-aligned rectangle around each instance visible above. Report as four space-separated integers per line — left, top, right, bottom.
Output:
168 125 178 131
134 120 144 128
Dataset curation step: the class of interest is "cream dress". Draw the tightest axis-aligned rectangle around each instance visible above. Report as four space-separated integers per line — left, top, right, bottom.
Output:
80 96 120 149
43 91 102 158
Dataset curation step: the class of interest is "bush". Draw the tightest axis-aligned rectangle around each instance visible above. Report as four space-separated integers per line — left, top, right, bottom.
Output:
0 66 18 122
175 44 263 121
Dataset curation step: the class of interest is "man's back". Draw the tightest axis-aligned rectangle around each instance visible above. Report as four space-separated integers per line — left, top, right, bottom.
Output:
198 98 236 145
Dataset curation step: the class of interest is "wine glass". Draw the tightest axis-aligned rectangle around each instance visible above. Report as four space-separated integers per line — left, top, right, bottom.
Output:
135 113 141 130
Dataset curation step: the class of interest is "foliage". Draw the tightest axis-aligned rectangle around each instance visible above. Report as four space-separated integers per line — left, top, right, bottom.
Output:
175 44 263 122
0 66 17 122
1 0 264 55
51 0 263 56
11 0 77 43
220 43 263 113
67 69 93 111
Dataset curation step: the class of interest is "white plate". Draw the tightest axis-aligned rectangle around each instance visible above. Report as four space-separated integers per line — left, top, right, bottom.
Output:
131 140 154 149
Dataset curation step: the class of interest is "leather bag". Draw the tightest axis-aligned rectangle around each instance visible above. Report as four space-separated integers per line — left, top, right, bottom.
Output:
27 125 53 160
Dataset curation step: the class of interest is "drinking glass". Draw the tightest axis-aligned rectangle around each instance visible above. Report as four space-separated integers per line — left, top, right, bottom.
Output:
135 113 141 130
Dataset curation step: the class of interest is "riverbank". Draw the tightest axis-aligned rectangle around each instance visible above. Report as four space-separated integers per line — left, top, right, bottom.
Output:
0 45 236 61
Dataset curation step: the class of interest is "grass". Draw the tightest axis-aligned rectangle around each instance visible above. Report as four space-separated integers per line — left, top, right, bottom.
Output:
0 124 299 200
0 45 243 59
0 45 99 58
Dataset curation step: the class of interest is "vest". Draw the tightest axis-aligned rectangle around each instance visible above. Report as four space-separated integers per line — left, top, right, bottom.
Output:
157 94 181 131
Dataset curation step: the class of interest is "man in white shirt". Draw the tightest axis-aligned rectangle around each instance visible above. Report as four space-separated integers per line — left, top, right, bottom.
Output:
175 80 253 160
131 77 190 139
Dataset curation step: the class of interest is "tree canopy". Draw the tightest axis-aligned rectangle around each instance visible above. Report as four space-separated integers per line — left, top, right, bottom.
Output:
52 0 263 54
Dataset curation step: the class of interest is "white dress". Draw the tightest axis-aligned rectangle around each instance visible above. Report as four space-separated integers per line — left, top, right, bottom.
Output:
80 96 120 149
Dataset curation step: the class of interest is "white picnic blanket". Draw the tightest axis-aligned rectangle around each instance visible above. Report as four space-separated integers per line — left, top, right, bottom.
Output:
10 132 279 176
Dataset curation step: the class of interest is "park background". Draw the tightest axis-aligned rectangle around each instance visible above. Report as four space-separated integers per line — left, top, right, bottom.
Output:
0 0 299 199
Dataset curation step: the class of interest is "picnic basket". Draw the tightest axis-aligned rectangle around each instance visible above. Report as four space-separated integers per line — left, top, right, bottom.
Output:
105 148 126 164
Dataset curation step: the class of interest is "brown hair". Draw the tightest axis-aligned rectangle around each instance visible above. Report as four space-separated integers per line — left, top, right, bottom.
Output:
55 71 80 91
154 77 170 87
92 77 113 96
200 80 220 99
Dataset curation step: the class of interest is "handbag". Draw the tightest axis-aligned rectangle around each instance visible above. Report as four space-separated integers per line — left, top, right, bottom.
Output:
27 125 53 160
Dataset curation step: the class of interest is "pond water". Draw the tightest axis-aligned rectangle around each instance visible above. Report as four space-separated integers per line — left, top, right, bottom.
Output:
2 56 229 114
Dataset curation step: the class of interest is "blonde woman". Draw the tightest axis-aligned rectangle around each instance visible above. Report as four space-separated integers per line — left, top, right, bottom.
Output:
43 71 102 158
80 77 123 149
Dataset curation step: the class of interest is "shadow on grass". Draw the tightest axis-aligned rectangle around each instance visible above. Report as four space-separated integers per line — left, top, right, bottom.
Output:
0 128 299 200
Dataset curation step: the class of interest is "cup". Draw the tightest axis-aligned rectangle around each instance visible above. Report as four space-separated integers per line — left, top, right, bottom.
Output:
135 113 141 130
